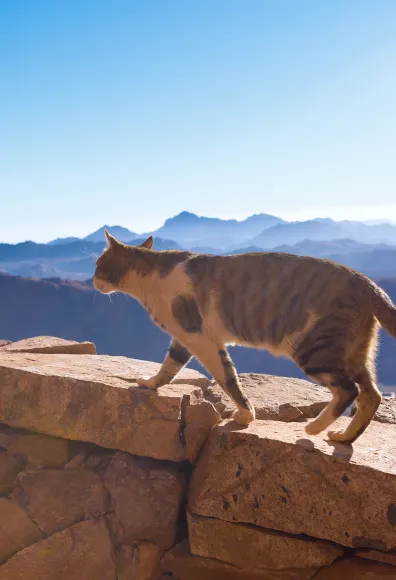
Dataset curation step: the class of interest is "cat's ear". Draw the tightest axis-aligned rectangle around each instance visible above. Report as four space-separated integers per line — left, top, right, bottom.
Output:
140 236 153 249
104 229 121 248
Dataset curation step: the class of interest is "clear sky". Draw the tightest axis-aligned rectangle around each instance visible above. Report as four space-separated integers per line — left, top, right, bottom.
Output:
1 0 395 243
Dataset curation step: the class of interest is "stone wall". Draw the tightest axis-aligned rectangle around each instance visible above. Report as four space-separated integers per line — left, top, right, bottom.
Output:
1 336 396 579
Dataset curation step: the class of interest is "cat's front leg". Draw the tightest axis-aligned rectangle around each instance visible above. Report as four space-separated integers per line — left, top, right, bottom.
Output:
136 338 191 389
176 336 255 425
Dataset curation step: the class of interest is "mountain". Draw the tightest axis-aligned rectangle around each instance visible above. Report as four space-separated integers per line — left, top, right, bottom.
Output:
48 237 81 245
250 219 396 248
0 237 183 280
225 240 396 278
270 238 386 257
1 273 395 387
227 245 264 255
147 211 285 248
83 225 139 243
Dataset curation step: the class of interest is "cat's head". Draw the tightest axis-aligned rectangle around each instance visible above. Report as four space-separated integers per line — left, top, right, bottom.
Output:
92 230 154 294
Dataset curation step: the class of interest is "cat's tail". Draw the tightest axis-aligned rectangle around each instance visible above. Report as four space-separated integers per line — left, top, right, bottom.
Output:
371 282 396 339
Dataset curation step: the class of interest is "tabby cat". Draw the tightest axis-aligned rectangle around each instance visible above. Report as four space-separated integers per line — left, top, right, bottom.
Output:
93 230 396 444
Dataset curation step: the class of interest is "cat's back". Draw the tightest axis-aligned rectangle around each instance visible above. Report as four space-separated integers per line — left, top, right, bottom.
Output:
183 249 361 288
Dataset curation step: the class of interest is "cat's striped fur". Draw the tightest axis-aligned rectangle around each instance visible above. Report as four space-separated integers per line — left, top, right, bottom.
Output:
93 230 396 444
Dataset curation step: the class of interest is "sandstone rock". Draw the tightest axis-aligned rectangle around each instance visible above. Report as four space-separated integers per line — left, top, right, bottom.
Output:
205 374 331 421
6 430 76 468
0 423 17 448
11 468 108 535
188 512 342 570
355 549 396 567
104 452 185 549
0 353 215 461
184 399 221 463
115 542 163 580
374 399 396 425
0 335 97 354
0 340 11 348
314 557 396 579
0 449 25 494
189 418 396 550
0 518 116 579
0 498 43 564
161 541 319 580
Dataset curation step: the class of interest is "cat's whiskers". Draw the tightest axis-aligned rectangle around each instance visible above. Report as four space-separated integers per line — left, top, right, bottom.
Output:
82 248 99 262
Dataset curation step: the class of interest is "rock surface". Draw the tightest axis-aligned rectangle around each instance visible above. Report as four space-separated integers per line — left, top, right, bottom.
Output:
115 542 163 580
0 499 43 564
0 448 25 494
189 418 396 550
374 399 396 425
0 425 75 468
0 353 216 461
355 549 396 568
11 468 108 535
104 452 185 549
0 519 116 580
205 374 331 421
314 557 396 579
161 541 320 580
188 512 343 570
0 335 96 354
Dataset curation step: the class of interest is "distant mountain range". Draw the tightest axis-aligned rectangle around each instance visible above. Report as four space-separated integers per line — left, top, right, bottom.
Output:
0 237 182 280
1 211 396 280
45 211 396 250
1 272 395 387
142 211 285 248
250 218 396 248
49 225 139 245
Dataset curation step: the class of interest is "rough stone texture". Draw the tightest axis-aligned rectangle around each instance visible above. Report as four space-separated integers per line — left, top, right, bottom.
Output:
0 518 116 580
356 549 396 568
188 512 343 570
0 498 43 564
0 335 97 354
161 541 319 580
115 542 163 580
0 353 216 461
2 427 76 468
104 452 185 549
11 468 108 535
0 449 25 495
374 399 396 425
184 399 221 463
314 557 396 579
0 340 11 347
205 374 331 421
189 418 396 550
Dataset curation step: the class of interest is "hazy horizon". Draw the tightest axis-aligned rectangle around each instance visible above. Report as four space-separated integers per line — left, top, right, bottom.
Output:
2 205 396 245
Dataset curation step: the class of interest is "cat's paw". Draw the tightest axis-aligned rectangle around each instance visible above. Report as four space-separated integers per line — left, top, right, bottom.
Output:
327 429 353 444
232 408 255 426
136 377 159 390
304 420 324 436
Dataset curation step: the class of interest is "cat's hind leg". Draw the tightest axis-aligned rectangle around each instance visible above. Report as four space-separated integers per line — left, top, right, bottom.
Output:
294 321 358 436
327 367 381 443
303 370 359 436
137 338 191 389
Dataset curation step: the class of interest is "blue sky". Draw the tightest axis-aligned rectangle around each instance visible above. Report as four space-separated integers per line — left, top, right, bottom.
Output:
1 0 395 242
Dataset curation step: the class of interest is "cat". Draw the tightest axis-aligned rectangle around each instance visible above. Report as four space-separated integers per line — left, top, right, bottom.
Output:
93 230 396 444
